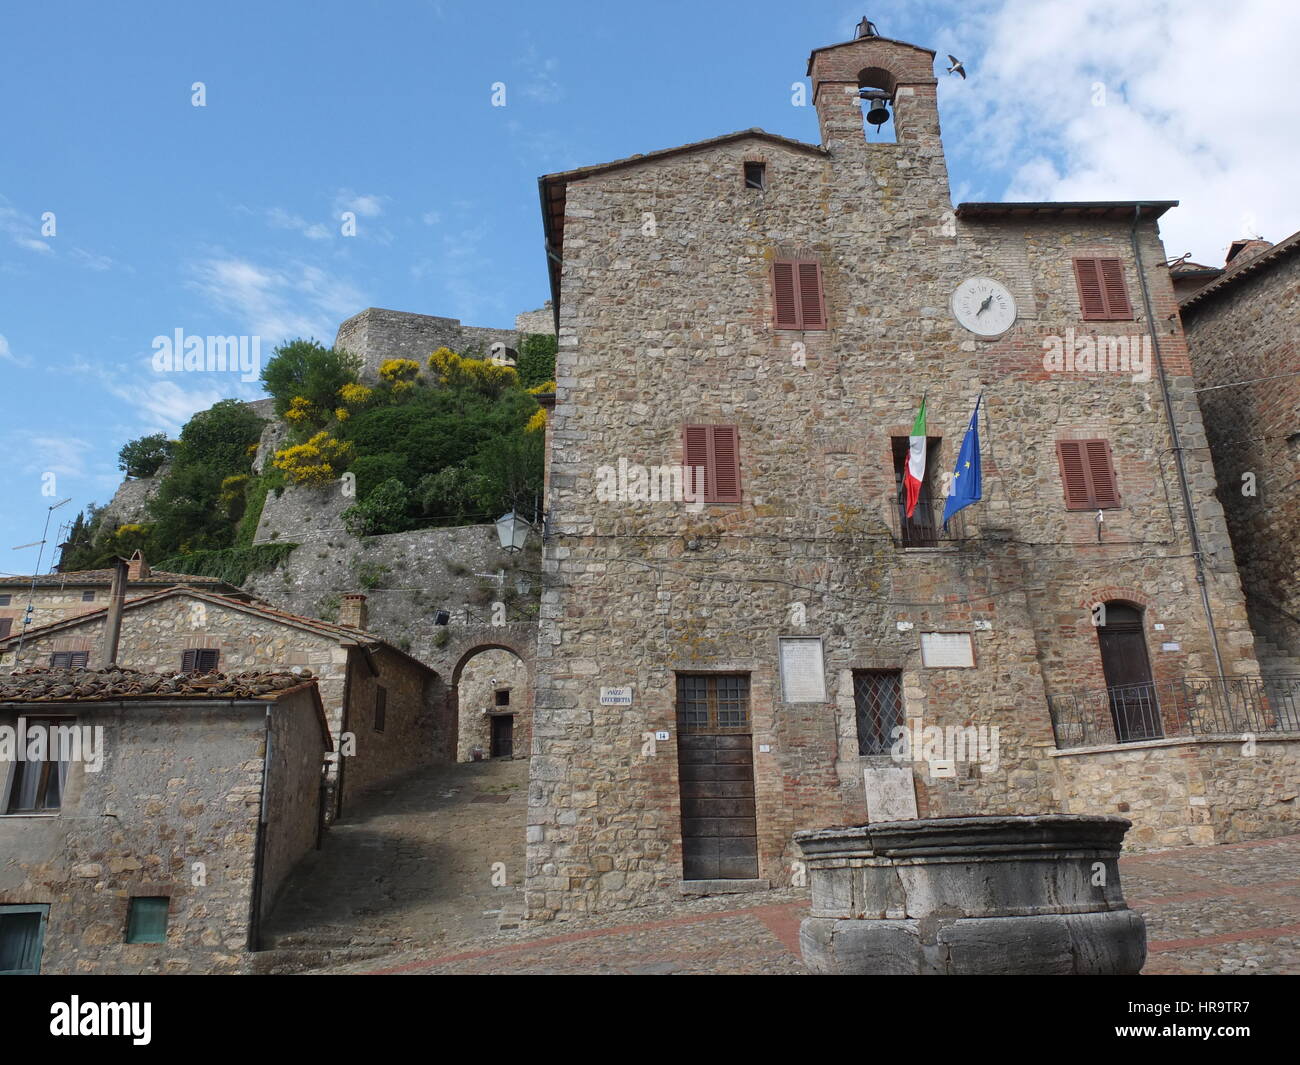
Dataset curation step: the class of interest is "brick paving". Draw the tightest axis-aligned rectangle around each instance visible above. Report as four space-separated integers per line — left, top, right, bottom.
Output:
283 758 1299 974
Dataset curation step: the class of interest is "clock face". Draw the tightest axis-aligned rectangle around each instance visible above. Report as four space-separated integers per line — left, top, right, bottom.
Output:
951 277 1017 337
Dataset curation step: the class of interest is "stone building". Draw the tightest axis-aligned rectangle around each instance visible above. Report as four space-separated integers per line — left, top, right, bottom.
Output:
456 647 531 761
0 586 446 813
0 552 240 640
1181 228 1300 669
0 668 328 974
526 25 1291 920
336 307 524 381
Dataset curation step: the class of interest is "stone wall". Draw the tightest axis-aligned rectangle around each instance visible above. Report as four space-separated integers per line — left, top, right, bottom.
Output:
334 307 520 381
516 302 556 336
338 647 448 808
1053 735 1300 849
456 648 531 761
526 32 1259 920
0 689 325 974
243 506 540 679
1182 247 1300 655
96 466 170 534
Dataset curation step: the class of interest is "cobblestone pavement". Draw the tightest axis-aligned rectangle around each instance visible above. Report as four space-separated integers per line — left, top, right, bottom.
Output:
289 762 1299 973
264 757 529 955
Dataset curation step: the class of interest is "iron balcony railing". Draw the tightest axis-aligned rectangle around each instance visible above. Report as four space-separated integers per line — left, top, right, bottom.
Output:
888 493 967 547
1049 674 1300 750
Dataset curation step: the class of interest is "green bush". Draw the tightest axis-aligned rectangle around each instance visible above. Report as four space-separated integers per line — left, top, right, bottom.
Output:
517 332 558 390
341 478 411 537
118 433 174 477
260 339 361 423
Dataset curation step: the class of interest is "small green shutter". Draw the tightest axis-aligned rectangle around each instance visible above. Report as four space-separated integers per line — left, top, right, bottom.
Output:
126 897 170 943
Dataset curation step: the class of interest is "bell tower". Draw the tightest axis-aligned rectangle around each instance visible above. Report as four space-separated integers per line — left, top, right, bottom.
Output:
807 20 950 205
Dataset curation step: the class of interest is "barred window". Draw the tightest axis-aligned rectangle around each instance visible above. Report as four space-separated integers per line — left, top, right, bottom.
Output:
853 670 903 755
675 674 750 733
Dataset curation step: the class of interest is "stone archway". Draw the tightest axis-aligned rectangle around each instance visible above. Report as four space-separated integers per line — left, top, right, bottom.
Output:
446 627 535 763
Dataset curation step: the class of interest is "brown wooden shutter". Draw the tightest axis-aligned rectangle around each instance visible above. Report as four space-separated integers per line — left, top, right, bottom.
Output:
772 261 798 329
1098 258 1132 319
1073 258 1107 319
683 425 710 500
683 425 741 503
1057 439 1120 509
796 262 826 329
1084 440 1120 507
710 426 742 502
0 618 11 638
181 649 198 671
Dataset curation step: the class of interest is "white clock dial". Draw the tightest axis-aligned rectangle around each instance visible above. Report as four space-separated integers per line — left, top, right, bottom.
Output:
951 277 1017 337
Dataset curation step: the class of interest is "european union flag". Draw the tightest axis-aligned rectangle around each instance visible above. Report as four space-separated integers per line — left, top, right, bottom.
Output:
943 396 982 528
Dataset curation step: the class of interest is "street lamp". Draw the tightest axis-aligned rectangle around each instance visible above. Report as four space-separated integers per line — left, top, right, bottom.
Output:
495 511 532 552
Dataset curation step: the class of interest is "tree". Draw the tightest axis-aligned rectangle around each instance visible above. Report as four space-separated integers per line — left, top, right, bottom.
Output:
342 477 411 537
118 433 174 477
517 333 558 390
260 339 362 421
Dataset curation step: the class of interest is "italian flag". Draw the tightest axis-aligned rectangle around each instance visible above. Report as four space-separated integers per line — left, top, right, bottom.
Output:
904 398 927 518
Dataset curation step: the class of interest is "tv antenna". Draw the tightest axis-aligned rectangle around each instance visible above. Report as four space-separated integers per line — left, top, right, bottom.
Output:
9 497 73 660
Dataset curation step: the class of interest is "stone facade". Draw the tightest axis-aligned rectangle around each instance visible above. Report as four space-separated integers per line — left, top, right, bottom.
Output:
334 307 520 381
1053 736 1300 849
516 302 556 336
456 647 531 761
1181 233 1300 661
0 683 327 974
526 29 1265 920
0 588 443 816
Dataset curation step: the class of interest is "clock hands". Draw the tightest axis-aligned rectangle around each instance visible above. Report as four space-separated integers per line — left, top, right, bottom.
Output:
976 293 994 316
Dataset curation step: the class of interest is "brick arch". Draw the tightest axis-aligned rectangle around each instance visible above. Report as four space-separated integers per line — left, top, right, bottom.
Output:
1078 586 1154 612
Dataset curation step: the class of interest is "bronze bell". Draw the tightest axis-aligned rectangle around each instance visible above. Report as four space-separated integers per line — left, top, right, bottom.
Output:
863 92 890 130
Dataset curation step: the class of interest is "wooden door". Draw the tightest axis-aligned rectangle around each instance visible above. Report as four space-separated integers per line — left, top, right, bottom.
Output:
490 714 514 758
1098 604 1160 741
676 674 758 881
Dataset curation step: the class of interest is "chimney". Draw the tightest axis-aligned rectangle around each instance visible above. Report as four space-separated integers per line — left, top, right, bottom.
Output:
1225 238 1273 267
339 593 368 630
98 556 129 668
127 549 150 581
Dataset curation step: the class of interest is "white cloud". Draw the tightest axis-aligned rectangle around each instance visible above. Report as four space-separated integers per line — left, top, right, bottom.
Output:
188 256 364 347
18 435 94 479
519 47 563 104
422 210 442 226
334 190 385 218
266 207 332 241
943 0 1300 263
0 199 53 256
0 334 30 366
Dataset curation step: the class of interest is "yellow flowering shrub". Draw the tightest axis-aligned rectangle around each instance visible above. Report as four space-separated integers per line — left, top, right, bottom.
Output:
527 380 556 394
338 382 372 406
284 396 314 424
524 408 547 433
272 431 354 486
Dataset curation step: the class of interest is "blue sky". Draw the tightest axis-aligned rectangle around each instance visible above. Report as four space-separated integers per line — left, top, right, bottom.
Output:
1 0 1294 573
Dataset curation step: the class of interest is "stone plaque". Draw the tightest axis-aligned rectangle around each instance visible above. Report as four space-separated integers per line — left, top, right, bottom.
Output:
863 766 918 821
779 637 826 702
920 632 975 668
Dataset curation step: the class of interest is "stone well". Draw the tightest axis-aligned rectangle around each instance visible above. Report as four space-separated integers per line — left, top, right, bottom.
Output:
793 814 1146 975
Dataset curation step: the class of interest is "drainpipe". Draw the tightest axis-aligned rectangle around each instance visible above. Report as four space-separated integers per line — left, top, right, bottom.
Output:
97 557 129 668
1129 205 1228 682
248 704 273 952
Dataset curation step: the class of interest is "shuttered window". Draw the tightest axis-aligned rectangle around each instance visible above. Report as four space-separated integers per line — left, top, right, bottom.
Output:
50 651 88 668
683 425 742 503
180 648 220 672
1056 439 1121 509
374 686 387 733
0 619 11 638
125 897 170 944
1073 257 1133 320
772 259 826 330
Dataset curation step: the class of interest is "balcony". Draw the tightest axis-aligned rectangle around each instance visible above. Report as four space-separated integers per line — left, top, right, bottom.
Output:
887 494 966 547
1048 675 1300 750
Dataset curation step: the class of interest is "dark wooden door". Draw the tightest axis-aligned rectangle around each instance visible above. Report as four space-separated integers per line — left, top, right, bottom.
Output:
490 715 514 758
1098 606 1160 741
676 674 758 881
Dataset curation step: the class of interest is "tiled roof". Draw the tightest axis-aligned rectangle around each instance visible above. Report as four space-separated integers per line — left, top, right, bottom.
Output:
956 201 1177 222
0 666 315 702
0 568 233 588
1179 227 1300 312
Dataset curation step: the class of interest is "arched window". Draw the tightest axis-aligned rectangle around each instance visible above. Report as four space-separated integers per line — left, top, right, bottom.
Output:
1096 601 1162 742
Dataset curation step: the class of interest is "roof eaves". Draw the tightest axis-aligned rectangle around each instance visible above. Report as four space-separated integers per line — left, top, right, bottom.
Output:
1179 227 1300 312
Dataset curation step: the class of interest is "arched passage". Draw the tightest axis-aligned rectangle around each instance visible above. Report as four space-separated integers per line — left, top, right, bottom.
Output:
451 643 532 762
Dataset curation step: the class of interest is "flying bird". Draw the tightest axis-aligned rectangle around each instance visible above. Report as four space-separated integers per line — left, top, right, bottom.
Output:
947 55 967 79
